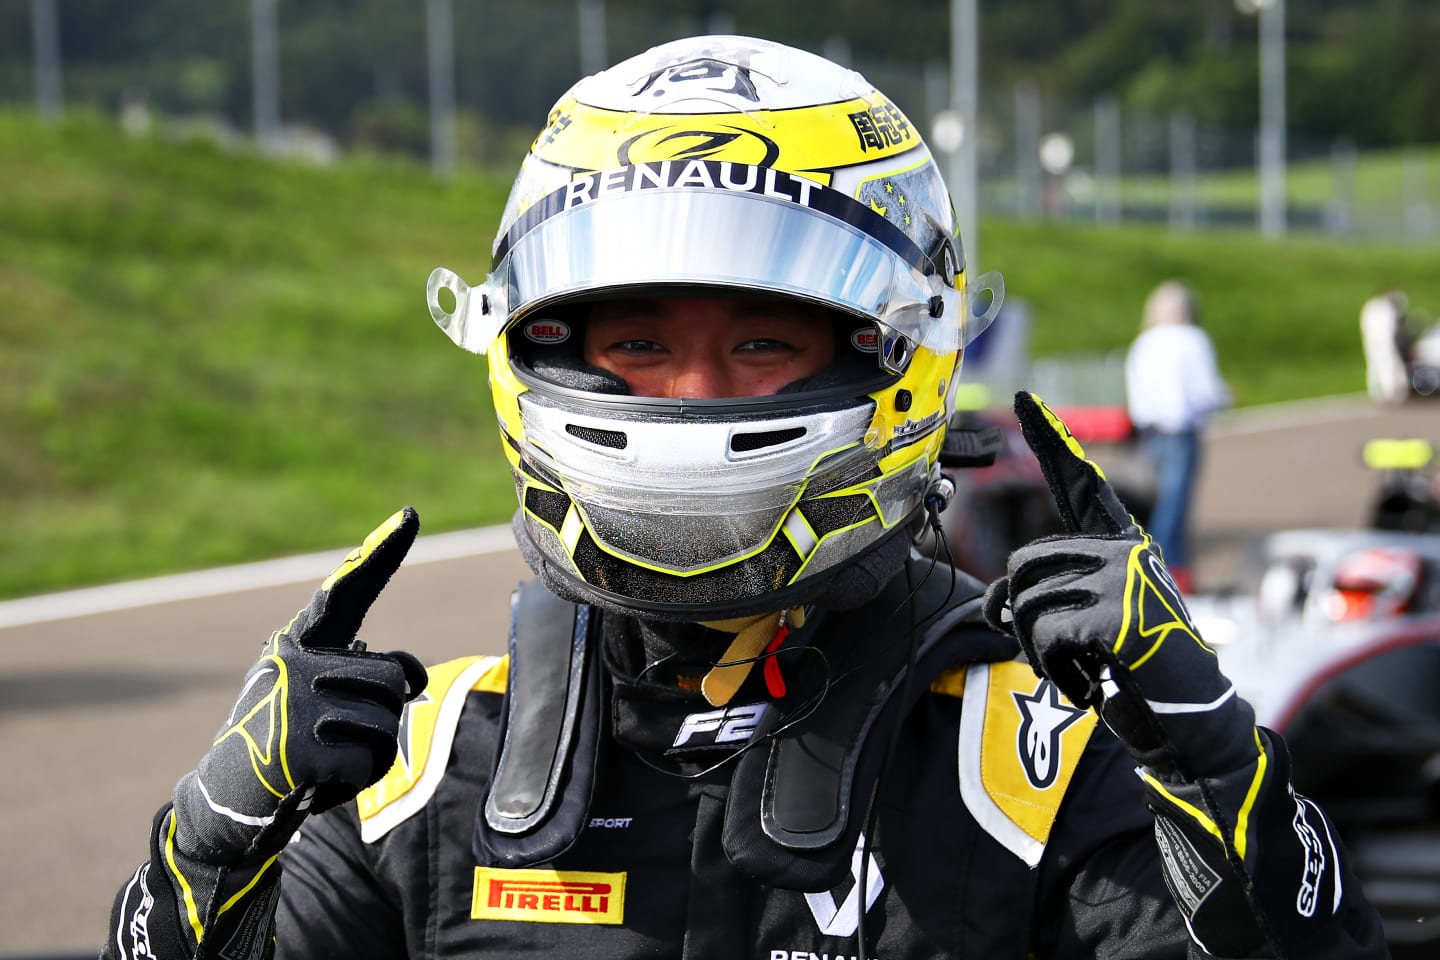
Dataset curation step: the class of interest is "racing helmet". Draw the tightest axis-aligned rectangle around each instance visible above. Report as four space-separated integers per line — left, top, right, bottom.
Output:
1322 546 1423 622
427 35 1001 619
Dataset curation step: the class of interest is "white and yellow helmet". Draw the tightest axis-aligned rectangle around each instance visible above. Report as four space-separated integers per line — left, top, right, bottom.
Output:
428 35 1001 619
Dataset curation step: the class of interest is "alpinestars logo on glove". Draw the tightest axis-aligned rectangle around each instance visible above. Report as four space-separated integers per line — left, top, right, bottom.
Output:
217 661 291 799
1124 549 1206 657
122 863 158 960
1291 792 1335 918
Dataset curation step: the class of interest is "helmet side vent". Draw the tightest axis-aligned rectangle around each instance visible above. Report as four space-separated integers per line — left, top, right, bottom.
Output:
566 424 629 450
731 427 807 452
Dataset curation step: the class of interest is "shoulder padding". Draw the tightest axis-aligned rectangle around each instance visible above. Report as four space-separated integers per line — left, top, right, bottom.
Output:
956 659 1098 867
357 655 508 843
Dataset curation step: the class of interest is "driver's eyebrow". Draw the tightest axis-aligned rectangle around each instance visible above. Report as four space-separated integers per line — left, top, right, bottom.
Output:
591 299 664 320
737 300 826 321
732 298 787 314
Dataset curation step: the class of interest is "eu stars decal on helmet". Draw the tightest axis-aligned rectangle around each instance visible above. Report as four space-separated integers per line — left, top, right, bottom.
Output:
427 35 1003 619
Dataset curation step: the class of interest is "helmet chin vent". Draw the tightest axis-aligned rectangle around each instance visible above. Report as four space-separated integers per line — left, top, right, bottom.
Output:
566 424 629 450
731 426 807 452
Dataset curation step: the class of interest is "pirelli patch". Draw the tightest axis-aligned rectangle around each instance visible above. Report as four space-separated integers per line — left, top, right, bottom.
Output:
957 660 1098 866
472 867 625 925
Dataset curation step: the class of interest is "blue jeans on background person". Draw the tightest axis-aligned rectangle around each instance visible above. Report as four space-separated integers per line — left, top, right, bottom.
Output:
1142 428 1201 572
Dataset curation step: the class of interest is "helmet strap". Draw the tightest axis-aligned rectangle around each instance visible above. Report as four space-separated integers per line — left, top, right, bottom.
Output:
698 607 806 706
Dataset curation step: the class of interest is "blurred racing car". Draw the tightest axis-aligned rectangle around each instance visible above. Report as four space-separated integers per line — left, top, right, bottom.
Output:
1365 438 1440 533
1405 317 1440 398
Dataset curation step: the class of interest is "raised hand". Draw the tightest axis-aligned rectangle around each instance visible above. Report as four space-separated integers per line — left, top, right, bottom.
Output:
981 392 1253 782
171 507 429 865
979 394 1371 956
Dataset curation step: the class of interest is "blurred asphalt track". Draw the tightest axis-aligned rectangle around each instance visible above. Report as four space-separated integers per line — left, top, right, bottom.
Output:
2 394 1437 954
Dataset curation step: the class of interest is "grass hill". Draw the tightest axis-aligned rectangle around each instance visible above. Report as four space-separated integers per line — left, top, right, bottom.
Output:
3 110 1437 599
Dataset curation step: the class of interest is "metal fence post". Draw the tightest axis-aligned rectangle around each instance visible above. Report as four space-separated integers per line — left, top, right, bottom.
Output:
1094 95 1121 223
1327 138 1355 236
1404 147 1430 243
1014 81 1041 219
1169 110 1196 230
251 0 280 148
31 0 62 120
578 0 607 77
1256 0 1287 238
426 0 457 179
949 0 979 275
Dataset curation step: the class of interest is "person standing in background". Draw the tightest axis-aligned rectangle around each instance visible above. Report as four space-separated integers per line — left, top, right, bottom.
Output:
1360 288 1412 405
1124 280 1231 592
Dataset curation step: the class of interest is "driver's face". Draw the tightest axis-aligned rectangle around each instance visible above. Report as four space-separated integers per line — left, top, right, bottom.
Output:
583 296 837 399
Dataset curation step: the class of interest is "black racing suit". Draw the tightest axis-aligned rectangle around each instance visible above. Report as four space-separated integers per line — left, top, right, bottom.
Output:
105 559 1388 959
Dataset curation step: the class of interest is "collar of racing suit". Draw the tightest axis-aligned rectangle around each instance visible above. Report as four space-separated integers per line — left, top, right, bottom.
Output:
602 607 828 767
473 556 1013 891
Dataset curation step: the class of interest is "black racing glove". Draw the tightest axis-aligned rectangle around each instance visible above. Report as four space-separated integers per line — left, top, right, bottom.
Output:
982 394 1380 959
171 507 429 865
981 394 1253 784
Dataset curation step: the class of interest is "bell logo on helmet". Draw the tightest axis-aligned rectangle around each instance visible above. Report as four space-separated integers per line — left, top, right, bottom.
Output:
850 328 880 353
523 319 571 344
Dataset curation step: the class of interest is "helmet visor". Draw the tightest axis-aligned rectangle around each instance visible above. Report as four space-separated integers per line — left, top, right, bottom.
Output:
487 162 970 359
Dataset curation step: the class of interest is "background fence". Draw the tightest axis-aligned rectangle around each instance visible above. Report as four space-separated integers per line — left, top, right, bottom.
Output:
3 0 1437 244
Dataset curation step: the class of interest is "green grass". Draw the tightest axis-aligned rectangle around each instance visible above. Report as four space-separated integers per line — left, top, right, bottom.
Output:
1116 144 1440 210
0 110 514 598
2 110 1438 599
985 218 1440 407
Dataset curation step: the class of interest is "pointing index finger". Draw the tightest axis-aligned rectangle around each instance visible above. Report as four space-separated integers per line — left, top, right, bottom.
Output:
321 507 419 593
292 506 421 649
1013 392 1137 537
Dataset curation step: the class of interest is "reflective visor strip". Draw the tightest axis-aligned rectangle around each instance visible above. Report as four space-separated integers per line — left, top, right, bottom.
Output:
783 509 820 559
493 160 930 271
487 160 963 353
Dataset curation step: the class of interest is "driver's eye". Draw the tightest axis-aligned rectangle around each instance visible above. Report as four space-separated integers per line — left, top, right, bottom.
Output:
614 339 664 353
